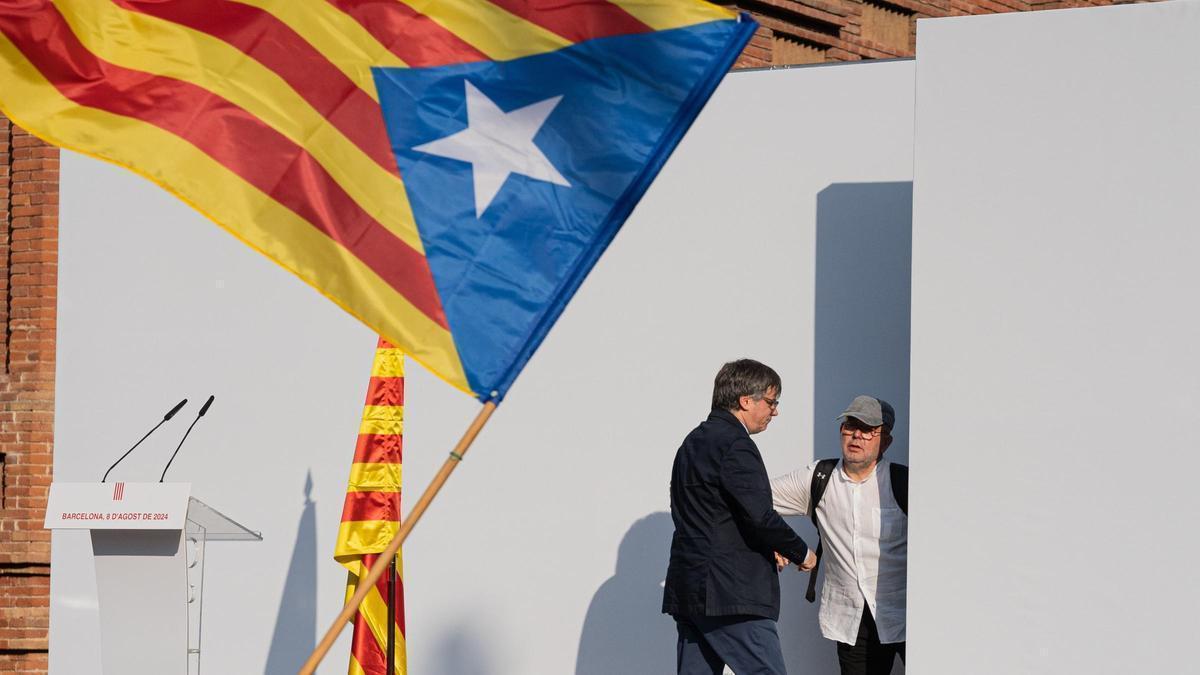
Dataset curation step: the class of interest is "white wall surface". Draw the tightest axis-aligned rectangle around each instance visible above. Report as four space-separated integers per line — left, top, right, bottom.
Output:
909 2 1200 673
51 59 915 674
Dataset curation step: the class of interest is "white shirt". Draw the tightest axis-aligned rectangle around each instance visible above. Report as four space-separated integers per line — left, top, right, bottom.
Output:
770 459 907 644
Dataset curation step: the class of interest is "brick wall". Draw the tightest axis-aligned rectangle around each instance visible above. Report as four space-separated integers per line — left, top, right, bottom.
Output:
0 116 58 674
731 0 1124 68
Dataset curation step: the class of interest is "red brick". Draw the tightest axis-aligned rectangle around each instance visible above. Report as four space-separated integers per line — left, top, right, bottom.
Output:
2 118 56 674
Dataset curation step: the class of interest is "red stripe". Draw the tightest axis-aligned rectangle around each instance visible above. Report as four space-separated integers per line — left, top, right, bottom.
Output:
114 0 399 176
0 4 449 329
484 0 652 42
350 610 388 672
364 376 405 408
376 337 395 350
353 433 403 464
325 0 488 67
342 490 400 522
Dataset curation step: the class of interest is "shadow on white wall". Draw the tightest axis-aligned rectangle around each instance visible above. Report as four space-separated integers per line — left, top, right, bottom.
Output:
784 181 911 675
263 471 318 674
575 512 676 674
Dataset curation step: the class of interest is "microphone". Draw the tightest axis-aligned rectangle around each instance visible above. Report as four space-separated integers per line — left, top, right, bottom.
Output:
160 395 214 482
101 398 188 482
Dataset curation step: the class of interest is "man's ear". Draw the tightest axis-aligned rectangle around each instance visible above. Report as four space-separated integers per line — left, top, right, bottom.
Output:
737 394 753 411
881 434 894 453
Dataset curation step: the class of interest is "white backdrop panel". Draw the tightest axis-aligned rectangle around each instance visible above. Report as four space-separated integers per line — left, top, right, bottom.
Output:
52 59 914 674
909 3 1200 673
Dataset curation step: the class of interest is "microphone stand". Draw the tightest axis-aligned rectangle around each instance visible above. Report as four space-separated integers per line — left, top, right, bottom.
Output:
160 396 214 482
102 398 187 482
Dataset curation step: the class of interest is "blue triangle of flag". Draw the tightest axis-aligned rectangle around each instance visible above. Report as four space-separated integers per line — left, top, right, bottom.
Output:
374 18 754 400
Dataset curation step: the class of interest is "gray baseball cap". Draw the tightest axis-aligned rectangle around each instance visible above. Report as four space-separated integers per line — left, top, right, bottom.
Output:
837 395 895 431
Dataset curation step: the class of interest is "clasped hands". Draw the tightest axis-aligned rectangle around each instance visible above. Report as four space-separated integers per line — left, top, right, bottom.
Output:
775 550 818 573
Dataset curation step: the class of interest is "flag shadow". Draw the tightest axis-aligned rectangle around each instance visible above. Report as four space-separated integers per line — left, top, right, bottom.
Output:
263 471 318 674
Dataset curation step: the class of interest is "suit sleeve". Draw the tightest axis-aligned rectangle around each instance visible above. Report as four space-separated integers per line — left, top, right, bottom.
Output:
770 463 816 517
719 439 810 565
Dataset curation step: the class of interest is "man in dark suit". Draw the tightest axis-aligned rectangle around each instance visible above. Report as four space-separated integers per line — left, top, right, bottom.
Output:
663 359 815 674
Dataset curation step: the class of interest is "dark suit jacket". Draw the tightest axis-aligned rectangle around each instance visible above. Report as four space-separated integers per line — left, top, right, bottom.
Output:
662 409 809 620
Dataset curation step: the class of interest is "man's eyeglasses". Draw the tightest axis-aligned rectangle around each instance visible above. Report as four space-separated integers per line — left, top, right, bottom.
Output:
760 396 780 410
840 421 883 439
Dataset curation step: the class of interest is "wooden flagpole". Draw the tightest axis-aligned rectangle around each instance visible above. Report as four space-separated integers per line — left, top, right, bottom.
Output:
299 401 498 675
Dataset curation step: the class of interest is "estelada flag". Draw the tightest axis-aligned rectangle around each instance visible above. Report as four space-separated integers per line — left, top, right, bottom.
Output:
0 0 755 401
335 339 406 675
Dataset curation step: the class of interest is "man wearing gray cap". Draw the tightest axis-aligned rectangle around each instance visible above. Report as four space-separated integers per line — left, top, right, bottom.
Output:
770 395 908 675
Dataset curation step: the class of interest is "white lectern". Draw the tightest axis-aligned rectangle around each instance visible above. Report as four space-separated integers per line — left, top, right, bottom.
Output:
45 482 261 675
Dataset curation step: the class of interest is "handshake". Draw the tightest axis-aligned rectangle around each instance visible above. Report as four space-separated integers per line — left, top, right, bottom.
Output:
775 550 818 573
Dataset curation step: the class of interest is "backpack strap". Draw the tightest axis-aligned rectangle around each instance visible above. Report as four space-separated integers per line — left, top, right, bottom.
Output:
889 462 908 515
805 458 839 603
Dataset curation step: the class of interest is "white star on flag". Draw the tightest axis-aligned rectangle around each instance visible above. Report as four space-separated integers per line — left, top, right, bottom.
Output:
414 80 571 218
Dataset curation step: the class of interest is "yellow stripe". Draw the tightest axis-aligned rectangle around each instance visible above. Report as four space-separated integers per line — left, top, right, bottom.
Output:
232 0 407 94
372 349 406 378
362 404 404 422
0 36 474 396
360 408 404 436
348 655 367 675
399 0 570 60
334 520 401 559
606 0 734 31
53 0 425 255
347 462 402 491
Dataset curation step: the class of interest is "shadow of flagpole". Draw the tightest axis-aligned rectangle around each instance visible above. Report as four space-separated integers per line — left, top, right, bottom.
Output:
264 471 318 674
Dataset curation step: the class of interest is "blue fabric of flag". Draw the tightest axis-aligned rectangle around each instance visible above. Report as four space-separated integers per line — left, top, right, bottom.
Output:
374 17 755 401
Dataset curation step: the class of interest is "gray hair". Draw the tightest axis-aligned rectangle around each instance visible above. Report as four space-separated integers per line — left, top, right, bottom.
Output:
711 359 782 411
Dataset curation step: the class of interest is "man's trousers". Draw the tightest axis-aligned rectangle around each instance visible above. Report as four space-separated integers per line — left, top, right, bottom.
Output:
835 606 905 675
675 614 788 675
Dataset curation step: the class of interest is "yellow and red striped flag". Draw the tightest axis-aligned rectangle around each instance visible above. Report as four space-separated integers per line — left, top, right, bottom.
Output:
0 0 753 403
335 338 406 675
